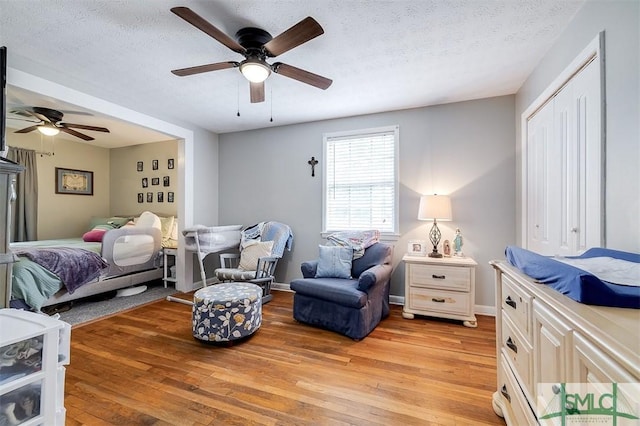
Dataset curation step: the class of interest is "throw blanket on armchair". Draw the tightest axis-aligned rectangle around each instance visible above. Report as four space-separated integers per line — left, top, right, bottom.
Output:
15 248 108 294
327 230 380 259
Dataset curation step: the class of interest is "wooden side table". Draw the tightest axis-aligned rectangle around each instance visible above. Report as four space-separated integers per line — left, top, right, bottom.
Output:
402 254 478 327
163 248 177 288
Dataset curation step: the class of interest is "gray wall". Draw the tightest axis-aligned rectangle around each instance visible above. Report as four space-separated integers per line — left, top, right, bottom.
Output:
515 0 640 253
219 95 516 309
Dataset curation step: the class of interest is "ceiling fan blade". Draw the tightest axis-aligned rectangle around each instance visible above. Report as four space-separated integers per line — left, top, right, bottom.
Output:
8 108 36 118
264 17 324 57
12 108 49 123
250 82 265 103
171 61 238 77
62 123 110 133
7 116 40 124
171 7 246 55
14 125 39 134
59 127 94 141
273 62 332 90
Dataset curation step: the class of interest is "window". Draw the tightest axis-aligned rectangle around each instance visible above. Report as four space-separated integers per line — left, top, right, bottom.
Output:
323 125 399 236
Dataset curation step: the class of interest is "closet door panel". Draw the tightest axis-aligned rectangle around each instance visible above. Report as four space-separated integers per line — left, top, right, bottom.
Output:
571 59 602 251
526 104 555 255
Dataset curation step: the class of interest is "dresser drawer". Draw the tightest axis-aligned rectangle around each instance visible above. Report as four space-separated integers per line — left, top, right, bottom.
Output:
408 287 472 316
501 313 532 394
498 354 537 426
501 274 532 341
409 264 471 292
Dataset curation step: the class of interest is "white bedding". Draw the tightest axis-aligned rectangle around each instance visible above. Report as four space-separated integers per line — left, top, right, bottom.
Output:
554 256 640 287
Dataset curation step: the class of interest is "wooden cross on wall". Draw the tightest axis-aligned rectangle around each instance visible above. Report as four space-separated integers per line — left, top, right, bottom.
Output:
308 156 318 177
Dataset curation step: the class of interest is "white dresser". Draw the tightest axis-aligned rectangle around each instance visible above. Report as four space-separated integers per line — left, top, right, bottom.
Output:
491 260 640 425
402 254 478 327
0 309 71 425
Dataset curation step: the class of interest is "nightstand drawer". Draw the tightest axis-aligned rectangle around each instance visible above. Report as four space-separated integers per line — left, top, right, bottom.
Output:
409 264 470 291
408 287 472 316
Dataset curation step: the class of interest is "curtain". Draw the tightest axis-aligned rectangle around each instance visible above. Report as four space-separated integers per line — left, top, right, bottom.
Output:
7 147 38 242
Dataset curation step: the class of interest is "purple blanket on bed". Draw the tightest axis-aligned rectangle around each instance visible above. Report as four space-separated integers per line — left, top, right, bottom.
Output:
15 248 108 294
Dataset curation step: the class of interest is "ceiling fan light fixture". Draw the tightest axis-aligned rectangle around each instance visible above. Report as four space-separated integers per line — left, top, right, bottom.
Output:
240 59 271 83
37 124 59 136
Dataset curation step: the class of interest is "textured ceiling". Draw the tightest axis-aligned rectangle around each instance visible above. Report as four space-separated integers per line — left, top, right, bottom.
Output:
1 0 584 146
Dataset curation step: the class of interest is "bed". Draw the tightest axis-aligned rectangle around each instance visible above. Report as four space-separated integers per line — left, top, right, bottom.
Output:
10 211 174 311
505 245 640 309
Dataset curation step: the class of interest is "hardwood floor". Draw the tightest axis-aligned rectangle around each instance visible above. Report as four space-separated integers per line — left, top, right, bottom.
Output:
64 290 505 425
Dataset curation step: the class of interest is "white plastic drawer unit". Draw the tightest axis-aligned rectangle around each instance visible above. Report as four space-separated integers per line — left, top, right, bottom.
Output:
0 309 70 426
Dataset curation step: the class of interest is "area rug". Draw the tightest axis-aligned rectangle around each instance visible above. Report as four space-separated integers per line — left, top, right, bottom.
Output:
53 283 177 326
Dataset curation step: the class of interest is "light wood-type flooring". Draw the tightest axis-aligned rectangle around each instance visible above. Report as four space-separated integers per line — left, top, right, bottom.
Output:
64 290 505 425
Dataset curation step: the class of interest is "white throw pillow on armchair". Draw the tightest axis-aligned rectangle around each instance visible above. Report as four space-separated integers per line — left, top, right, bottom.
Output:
239 240 274 270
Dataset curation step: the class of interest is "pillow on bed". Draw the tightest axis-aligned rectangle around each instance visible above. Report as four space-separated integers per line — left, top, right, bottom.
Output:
136 211 162 230
88 216 131 231
159 216 175 247
239 240 274 270
82 224 114 242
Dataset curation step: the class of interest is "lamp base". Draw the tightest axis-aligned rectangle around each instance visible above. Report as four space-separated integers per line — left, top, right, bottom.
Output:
428 251 443 258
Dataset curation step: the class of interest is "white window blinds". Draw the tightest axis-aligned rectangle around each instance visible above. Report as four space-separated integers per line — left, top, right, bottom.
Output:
323 126 399 234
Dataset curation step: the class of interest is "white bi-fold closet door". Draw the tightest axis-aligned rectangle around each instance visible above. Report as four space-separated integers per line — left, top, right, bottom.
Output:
524 34 604 256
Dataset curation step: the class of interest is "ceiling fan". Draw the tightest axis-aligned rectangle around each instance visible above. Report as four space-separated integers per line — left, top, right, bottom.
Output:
170 6 332 103
10 106 110 141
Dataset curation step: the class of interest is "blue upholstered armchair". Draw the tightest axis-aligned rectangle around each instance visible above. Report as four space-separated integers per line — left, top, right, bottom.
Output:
289 242 393 340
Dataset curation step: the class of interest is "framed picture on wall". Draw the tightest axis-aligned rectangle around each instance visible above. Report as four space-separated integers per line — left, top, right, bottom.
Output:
163 176 170 187
137 161 143 172
137 193 144 203
152 177 160 186
55 167 93 195
146 192 153 203
157 192 164 203
152 159 159 170
142 177 148 188
168 158 174 169
168 192 174 203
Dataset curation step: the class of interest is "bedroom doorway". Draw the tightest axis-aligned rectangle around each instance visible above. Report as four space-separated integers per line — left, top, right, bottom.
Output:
7 69 196 292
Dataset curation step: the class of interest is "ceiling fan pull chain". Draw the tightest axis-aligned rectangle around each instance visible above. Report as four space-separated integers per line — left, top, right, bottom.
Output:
236 80 241 117
270 87 273 123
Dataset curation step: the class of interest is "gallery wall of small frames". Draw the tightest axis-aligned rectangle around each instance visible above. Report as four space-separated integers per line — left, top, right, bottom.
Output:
136 158 175 204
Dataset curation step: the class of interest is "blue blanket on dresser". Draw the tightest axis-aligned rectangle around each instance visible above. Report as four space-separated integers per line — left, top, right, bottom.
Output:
505 246 640 309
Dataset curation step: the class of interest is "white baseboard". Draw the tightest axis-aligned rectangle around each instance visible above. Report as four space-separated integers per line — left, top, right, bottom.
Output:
272 282 293 292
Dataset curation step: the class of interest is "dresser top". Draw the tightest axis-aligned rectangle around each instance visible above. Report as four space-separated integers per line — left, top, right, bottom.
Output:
403 254 477 267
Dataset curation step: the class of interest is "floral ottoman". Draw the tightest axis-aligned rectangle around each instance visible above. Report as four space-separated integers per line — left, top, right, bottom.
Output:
192 282 262 342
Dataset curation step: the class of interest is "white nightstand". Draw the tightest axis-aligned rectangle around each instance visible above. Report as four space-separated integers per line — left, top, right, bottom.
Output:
402 254 478 327
163 248 177 288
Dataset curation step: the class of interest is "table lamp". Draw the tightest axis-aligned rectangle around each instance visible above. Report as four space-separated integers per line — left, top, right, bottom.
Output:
418 194 452 258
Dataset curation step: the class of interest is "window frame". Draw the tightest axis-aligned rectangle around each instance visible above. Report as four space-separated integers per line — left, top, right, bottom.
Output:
321 125 400 239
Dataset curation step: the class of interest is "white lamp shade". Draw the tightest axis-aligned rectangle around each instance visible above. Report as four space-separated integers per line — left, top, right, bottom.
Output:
418 195 452 221
240 60 271 83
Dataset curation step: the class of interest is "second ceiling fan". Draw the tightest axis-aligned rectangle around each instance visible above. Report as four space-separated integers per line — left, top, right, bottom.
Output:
170 6 332 103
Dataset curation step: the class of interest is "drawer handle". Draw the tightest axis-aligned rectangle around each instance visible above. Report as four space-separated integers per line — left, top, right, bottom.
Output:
431 297 446 303
432 274 446 279
506 336 518 353
505 296 517 309
500 384 511 402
